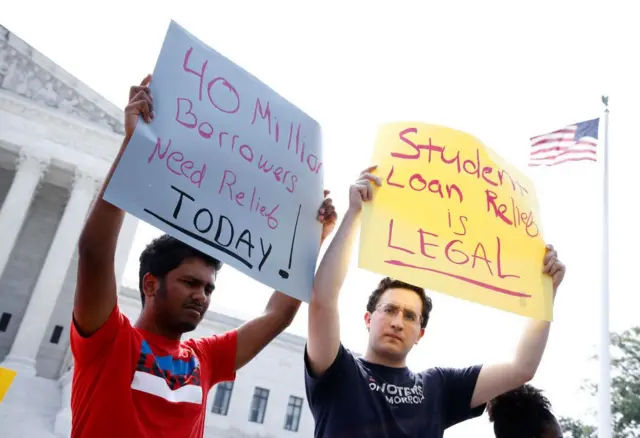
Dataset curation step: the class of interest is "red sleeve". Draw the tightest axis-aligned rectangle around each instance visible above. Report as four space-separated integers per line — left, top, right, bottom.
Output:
70 304 130 365
188 329 238 388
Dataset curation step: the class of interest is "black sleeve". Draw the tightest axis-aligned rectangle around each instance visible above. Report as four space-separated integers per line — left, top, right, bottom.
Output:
438 365 486 428
304 343 358 409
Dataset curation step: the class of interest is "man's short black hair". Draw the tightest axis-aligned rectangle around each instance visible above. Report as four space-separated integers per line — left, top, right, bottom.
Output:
366 277 432 329
138 234 222 305
488 384 556 438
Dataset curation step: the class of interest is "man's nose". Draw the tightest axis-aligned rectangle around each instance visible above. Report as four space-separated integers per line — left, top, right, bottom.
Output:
390 313 405 329
191 287 207 303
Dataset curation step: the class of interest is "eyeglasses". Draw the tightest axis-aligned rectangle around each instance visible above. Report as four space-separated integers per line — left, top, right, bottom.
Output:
375 303 421 325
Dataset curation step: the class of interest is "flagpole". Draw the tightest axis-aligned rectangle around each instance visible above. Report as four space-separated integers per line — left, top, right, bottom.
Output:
598 95 611 438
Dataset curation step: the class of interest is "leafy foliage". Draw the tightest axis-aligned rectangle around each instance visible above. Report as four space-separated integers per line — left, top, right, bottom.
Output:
559 327 640 438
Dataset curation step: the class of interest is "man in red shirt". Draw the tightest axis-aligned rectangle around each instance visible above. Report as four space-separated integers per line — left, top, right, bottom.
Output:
70 75 337 438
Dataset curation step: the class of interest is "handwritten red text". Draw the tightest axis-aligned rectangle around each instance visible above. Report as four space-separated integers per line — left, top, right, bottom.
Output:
395 127 529 196
183 47 240 114
218 169 280 230
485 190 539 237
386 218 526 297
386 165 463 203
251 97 323 177
175 97 298 193
148 137 206 188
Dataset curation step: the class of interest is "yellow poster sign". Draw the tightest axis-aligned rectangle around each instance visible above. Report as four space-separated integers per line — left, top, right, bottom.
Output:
359 122 553 321
0 367 16 403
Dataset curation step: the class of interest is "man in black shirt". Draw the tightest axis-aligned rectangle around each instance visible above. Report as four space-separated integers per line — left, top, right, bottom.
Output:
305 166 566 438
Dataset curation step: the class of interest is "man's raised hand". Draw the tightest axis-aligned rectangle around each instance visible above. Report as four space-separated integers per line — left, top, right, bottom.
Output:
318 190 337 242
124 74 154 138
543 244 566 293
348 165 382 213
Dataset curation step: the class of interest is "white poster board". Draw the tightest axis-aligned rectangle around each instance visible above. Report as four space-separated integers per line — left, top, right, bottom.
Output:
104 21 324 301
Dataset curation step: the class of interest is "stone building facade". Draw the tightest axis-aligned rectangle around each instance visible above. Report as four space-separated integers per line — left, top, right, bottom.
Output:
0 24 313 438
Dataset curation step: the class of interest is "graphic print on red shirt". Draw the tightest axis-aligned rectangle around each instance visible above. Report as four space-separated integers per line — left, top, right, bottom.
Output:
70 304 237 438
132 339 203 404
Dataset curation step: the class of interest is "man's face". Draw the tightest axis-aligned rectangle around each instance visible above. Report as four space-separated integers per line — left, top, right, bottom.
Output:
365 288 425 361
144 257 216 334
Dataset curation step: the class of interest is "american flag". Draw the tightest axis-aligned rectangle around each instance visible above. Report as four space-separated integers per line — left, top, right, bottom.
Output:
528 118 600 167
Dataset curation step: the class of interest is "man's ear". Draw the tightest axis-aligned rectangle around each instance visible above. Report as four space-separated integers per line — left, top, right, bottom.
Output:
415 327 425 345
142 273 160 302
364 312 372 332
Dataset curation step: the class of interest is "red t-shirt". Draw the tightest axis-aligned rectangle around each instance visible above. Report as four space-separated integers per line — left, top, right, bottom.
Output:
69 304 237 438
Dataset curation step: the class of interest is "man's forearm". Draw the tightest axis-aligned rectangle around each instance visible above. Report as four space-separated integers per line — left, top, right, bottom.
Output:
470 317 552 408
259 224 336 328
233 222 337 370
513 292 556 379
512 319 551 380
264 291 301 330
311 208 360 308
471 253 564 407
234 291 301 370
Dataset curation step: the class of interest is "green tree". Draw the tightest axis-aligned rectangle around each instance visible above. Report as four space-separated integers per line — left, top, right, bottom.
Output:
559 417 596 438
559 327 640 438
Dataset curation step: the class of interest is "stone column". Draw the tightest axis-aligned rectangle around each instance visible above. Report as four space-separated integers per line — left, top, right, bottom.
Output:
0 149 49 280
114 213 139 291
1 169 98 375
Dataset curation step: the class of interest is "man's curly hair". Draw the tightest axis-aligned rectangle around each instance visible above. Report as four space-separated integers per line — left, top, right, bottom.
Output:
488 384 556 438
138 234 221 306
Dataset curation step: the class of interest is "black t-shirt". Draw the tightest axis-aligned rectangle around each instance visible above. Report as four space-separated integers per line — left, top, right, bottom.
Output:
304 344 486 438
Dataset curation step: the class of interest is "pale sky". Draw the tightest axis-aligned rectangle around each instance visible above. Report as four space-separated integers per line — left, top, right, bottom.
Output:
4 1 640 437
